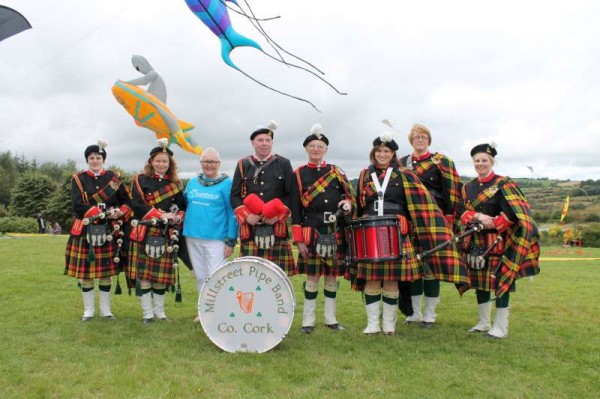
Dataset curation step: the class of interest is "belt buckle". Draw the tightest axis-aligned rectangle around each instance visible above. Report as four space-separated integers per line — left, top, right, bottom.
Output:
323 212 334 224
97 203 106 211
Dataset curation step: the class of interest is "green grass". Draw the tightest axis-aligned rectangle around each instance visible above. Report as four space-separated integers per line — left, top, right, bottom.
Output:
1 236 599 398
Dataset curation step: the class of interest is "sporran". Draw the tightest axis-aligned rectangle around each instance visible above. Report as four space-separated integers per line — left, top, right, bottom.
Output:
86 224 108 247
145 236 167 259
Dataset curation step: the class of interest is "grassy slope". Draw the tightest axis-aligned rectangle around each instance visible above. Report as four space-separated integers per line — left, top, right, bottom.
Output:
0 237 599 398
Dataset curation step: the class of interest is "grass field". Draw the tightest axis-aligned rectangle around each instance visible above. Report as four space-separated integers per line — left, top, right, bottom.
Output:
1 236 599 398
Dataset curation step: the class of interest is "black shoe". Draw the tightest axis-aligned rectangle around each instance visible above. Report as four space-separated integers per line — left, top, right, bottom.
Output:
420 321 435 329
143 318 154 324
81 316 94 322
300 326 314 334
325 323 345 331
102 315 116 320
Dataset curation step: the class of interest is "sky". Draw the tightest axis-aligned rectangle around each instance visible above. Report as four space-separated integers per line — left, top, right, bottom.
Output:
1 0 599 181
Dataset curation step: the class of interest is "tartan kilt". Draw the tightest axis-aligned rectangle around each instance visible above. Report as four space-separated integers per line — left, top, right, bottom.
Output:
297 230 346 277
415 243 469 284
350 237 422 291
126 226 175 285
64 235 119 279
464 255 516 293
297 252 345 278
240 239 296 276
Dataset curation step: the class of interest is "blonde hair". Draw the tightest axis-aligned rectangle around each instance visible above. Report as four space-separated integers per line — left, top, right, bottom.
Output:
408 123 431 146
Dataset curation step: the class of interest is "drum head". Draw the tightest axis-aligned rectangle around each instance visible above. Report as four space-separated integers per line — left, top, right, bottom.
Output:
199 256 296 353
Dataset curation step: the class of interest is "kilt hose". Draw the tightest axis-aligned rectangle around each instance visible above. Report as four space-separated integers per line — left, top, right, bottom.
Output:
240 239 296 276
65 235 119 279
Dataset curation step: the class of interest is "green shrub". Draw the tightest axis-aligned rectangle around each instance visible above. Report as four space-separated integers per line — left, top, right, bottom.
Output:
581 223 600 248
0 217 38 234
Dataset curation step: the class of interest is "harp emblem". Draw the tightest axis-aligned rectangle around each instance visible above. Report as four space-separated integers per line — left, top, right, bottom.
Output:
236 291 255 314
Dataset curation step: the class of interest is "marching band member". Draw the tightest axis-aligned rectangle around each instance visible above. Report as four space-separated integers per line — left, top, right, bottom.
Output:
183 147 238 322
127 140 186 323
353 133 465 335
290 124 355 333
64 140 132 321
398 124 462 328
459 143 540 338
230 120 296 275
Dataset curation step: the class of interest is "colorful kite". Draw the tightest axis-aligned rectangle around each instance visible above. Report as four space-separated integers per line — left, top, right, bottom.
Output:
560 195 569 223
183 0 346 111
112 55 202 157
0 6 32 43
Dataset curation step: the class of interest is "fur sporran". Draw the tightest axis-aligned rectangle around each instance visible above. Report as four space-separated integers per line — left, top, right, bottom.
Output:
145 236 167 259
86 224 108 247
254 225 275 250
315 233 336 259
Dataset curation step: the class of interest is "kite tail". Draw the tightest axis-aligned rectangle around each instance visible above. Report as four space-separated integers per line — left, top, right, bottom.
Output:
233 0 347 95
236 68 321 112
220 0 281 22
239 0 326 75
220 27 262 70
260 50 348 96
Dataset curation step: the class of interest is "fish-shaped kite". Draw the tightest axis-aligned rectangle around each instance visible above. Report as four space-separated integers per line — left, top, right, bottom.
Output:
112 55 202 156
184 0 346 111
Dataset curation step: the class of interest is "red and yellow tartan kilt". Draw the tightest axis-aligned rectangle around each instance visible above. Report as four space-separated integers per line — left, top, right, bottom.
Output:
297 251 345 277
126 241 175 285
240 239 296 276
465 256 516 293
64 235 119 279
351 257 422 291
418 245 469 285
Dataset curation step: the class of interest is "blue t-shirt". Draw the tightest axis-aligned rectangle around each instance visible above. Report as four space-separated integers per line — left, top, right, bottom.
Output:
183 175 238 241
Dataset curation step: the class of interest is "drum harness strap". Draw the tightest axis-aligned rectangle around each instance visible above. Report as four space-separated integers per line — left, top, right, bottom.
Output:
370 167 393 217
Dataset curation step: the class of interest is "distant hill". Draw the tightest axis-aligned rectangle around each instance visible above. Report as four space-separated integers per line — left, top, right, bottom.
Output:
511 178 600 224
350 176 600 225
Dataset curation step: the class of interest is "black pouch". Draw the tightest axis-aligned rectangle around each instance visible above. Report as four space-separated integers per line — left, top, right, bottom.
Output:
86 224 108 247
145 236 167 259
315 233 336 259
254 225 275 249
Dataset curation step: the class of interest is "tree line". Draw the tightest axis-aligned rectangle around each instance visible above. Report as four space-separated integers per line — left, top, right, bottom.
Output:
0 151 134 231
2 150 600 235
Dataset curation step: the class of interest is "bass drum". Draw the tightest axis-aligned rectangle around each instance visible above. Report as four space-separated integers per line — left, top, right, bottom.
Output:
199 256 295 353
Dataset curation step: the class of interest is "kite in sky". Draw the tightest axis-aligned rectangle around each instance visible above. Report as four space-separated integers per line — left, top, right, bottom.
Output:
112 55 202 157
560 195 570 223
0 5 32 43
183 0 346 111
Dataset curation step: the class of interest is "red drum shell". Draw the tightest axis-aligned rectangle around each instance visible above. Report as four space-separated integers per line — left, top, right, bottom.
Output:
349 215 404 262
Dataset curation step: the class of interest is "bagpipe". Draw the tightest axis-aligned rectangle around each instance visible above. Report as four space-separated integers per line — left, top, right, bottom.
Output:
131 205 184 301
83 207 126 251
416 223 485 262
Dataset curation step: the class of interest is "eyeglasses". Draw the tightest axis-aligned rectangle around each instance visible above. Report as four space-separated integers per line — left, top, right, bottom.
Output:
200 160 220 165
413 135 429 142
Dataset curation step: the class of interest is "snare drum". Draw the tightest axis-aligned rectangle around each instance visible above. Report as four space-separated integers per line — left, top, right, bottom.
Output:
348 215 404 262
198 256 295 353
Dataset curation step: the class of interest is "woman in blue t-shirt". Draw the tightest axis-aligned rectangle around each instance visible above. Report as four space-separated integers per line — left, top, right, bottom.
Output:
183 147 238 322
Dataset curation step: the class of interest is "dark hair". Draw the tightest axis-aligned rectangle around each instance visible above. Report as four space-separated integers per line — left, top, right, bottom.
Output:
369 145 398 166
